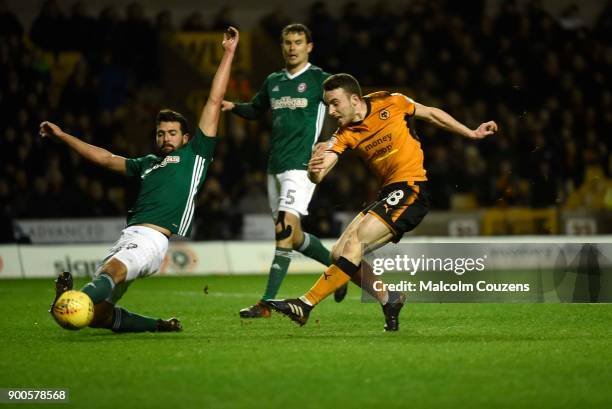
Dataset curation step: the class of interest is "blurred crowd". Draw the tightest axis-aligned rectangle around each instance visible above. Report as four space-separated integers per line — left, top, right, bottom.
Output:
1 0 610 240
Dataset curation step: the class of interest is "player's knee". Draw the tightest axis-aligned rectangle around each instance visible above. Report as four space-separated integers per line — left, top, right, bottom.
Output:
274 220 289 237
291 226 304 248
274 221 293 242
340 232 361 259
274 211 293 242
102 258 128 284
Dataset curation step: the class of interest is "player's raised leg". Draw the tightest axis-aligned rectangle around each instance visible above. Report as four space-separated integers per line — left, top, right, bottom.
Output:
294 216 349 303
305 214 395 304
267 213 405 329
330 212 388 303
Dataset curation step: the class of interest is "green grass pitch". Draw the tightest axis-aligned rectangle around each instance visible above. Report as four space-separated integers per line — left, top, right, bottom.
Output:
1 274 611 409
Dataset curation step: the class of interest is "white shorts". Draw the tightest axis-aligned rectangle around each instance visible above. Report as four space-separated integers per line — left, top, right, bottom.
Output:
96 225 169 304
267 170 317 217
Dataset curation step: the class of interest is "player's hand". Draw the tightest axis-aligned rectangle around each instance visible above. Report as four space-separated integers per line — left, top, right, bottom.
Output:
308 143 328 173
308 157 326 173
221 100 235 111
222 26 239 53
39 121 64 140
471 121 498 139
312 142 327 158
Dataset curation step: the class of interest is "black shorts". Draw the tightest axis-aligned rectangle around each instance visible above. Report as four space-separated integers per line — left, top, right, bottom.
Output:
361 181 429 243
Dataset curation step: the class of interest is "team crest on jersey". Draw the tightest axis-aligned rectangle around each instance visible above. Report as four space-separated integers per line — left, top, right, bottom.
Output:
379 109 390 120
272 85 280 92
297 82 307 93
165 155 180 163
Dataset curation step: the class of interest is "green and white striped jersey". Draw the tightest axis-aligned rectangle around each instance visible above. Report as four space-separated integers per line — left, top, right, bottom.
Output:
125 129 216 237
233 63 330 174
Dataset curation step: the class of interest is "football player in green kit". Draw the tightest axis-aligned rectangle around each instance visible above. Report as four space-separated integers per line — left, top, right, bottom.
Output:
222 24 347 318
43 27 240 333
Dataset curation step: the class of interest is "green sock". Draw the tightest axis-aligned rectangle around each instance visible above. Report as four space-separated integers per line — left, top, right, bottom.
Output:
111 307 158 333
81 273 114 304
297 233 331 267
262 247 293 300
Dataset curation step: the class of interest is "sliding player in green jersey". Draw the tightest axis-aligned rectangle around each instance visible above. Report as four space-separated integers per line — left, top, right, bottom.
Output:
43 27 240 333
222 24 347 318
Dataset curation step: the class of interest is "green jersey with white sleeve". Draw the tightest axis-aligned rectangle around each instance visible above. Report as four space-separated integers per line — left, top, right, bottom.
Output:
124 128 217 237
232 63 330 174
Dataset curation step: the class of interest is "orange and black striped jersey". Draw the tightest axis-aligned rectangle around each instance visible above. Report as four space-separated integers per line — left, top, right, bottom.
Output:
327 91 426 187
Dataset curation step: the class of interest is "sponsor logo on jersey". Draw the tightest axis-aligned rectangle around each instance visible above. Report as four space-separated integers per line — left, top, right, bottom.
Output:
297 82 307 93
365 134 392 152
379 109 390 120
141 155 181 178
272 85 280 92
271 96 308 110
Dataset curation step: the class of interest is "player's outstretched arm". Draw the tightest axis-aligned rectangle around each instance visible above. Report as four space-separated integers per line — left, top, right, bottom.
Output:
221 84 269 120
308 142 338 184
39 121 127 174
413 102 498 139
199 26 239 137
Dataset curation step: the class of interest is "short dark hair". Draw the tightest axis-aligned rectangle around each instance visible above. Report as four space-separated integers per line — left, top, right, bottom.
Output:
156 109 189 135
323 73 362 98
281 23 312 43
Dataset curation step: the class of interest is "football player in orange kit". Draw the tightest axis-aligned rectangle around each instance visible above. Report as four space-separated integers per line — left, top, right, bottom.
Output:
267 73 498 331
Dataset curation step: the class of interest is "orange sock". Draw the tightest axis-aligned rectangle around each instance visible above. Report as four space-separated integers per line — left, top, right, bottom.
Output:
304 257 359 305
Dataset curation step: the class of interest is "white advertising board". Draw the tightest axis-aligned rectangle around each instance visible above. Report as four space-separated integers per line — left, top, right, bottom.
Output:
0 245 23 278
1 237 610 279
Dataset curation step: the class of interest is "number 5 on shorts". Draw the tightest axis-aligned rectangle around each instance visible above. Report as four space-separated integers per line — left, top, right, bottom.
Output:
285 189 296 205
